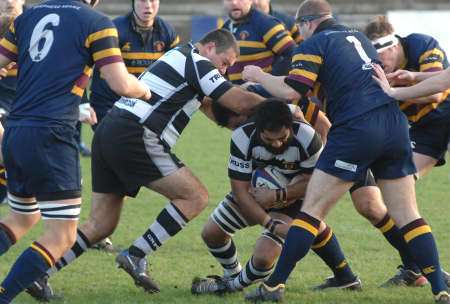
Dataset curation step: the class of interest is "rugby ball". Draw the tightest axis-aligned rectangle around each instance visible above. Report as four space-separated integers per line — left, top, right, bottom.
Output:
251 166 289 190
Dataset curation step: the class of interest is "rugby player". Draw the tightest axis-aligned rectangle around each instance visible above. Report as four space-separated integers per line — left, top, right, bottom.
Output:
360 15 450 286
191 99 361 295
242 1 450 302
30 29 266 296
221 0 296 82
0 0 151 302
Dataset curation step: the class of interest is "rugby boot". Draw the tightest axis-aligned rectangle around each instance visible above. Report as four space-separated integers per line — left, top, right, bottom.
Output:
26 275 61 302
312 275 362 291
435 291 450 303
245 283 285 302
116 250 160 293
381 266 427 287
91 237 119 253
191 275 237 295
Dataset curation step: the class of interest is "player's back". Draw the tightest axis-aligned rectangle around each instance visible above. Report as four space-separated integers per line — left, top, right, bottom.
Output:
295 21 394 125
6 0 115 127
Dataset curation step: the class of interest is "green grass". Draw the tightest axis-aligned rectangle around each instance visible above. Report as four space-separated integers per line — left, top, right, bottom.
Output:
1 115 449 303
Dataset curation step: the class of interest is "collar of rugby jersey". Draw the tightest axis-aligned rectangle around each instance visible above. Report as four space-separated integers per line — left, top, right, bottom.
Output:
398 35 409 70
129 12 156 45
312 18 338 35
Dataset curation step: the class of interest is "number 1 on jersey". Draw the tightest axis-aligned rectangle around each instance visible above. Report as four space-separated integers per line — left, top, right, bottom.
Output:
346 35 372 64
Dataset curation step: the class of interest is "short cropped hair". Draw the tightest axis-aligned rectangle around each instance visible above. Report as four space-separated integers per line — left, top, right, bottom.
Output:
198 29 240 56
255 98 293 132
364 15 394 40
296 0 332 20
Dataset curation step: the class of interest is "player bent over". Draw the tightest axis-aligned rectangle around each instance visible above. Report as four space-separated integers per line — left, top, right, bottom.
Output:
191 99 360 295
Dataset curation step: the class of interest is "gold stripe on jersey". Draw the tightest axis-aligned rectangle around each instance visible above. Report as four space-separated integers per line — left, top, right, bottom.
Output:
273 35 293 53
237 50 272 62
127 67 146 74
0 39 17 54
304 101 317 123
238 41 266 48
290 69 318 82
420 61 443 72
122 52 163 60
9 22 15 34
419 48 444 64
263 24 285 43
7 68 17 77
401 102 439 122
71 86 84 97
292 54 323 65
170 36 180 48
228 66 271 81
93 48 122 62
85 28 119 48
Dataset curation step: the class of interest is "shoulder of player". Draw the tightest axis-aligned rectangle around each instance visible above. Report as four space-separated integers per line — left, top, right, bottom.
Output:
232 121 256 140
292 121 317 147
113 14 130 27
271 10 294 28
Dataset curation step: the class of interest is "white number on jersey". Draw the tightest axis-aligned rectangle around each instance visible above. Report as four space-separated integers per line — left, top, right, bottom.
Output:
346 35 373 70
29 14 60 62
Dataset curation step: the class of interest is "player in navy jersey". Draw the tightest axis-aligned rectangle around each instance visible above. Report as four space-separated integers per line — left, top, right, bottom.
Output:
242 1 449 303
0 0 151 302
90 0 179 125
221 0 295 83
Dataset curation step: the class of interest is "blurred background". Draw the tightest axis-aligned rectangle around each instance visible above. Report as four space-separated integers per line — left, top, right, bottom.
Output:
26 0 450 53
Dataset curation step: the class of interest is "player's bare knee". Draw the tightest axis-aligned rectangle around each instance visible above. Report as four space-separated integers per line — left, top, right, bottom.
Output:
187 187 209 215
252 253 275 270
201 219 229 247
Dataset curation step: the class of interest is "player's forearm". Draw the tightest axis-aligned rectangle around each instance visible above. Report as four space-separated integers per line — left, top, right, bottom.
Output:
413 70 444 82
286 175 310 201
257 73 300 101
117 75 151 100
234 190 270 226
404 92 444 105
390 71 450 100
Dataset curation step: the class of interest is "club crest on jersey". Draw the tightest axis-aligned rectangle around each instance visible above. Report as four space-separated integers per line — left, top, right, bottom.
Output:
154 41 166 52
122 42 131 51
239 31 250 40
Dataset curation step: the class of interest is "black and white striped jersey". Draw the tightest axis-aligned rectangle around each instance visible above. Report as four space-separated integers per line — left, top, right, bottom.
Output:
228 121 323 181
114 43 233 147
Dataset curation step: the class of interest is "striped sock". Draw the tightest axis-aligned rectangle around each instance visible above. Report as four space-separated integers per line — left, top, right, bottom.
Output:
47 229 91 276
375 214 420 273
0 242 54 303
207 239 242 277
130 202 188 257
0 223 15 256
312 225 355 281
401 218 446 295
229 256 273 290
265 212 320 287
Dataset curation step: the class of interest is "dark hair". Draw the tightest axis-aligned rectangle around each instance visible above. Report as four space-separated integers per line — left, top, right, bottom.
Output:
199 29 239 56
364 15 394 40
255 98 292 132
211 101 239 127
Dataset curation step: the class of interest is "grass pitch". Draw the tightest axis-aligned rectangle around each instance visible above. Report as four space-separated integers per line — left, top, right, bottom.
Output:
1 114 449 303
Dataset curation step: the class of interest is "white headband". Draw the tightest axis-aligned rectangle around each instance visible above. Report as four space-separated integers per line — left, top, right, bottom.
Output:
372 34 399 53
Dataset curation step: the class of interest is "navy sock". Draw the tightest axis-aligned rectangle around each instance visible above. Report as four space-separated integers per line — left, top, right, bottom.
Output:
265 212 320 287
0 242 54 303
0 223 15 256
375 214 420 273
312 226 355 281
401 218 446 295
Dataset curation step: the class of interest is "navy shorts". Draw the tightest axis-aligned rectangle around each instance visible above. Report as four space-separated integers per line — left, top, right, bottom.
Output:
2 126 81 200
316 103 417 181
410 119 450 167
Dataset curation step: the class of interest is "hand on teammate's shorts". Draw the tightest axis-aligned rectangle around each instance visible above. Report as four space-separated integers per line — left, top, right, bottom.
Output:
78 104 98 125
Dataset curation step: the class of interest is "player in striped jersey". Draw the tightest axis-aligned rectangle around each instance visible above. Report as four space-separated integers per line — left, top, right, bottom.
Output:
31 29 265 295
222 0 295 83
90 0 179 125
0 0 151 302
191 99 360 295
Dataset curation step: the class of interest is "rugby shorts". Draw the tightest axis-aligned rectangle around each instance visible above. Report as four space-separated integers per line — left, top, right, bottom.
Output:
2 126 81 200
92 110 184 197
316 103 417 181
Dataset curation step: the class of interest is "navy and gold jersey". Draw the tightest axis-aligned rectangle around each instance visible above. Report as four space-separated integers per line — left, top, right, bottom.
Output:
222 8 295 84
270 9 302 44
0 64 17 112
90 13 179 116
397 33 450 124
285 19 394 126
0 0 123 127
